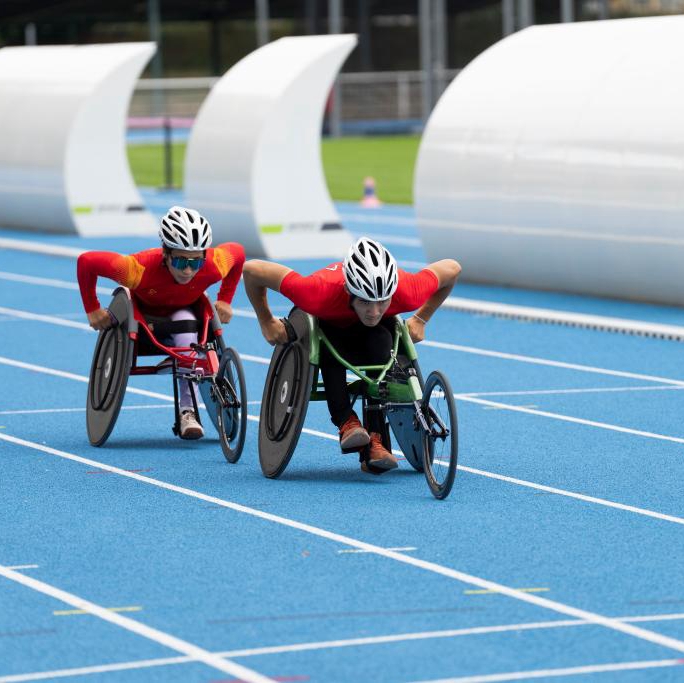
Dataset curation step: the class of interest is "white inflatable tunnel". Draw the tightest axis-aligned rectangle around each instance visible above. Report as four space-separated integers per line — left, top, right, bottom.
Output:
185 35 357 258
0 43 157 236
415 16 684 304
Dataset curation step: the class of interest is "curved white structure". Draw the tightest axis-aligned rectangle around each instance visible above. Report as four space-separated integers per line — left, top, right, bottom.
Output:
415 16 684 304
185 35 357 258
0 43 156 236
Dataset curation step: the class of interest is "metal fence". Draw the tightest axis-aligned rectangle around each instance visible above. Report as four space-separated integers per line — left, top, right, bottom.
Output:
130 69 460 133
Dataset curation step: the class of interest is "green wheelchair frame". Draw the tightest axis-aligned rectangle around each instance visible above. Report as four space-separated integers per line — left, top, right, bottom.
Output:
258 308 458 499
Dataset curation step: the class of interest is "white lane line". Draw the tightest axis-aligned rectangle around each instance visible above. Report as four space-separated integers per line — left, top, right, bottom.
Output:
411 658 684 683
2 354 684 527
337 547 417 554
428 339 684 387
5 261 684 339
482 404 537 411
0 271 109 296
3 432 684 658
0 239 85 258
457 465 684 526
458 395 684 445
443 296 684 341
3 298 684 389
0 565 274 683
3 613 684 682
424 339 684 387
463 385 684 398
0 356 174 403
397 259 427 270
0 307 92 331
0 269 262 323
5 565 38 571
0 405 172 416
341 213 416 228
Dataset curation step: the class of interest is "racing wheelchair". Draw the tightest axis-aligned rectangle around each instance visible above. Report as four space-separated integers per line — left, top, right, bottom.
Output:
258 308 458 499
86 287 247 463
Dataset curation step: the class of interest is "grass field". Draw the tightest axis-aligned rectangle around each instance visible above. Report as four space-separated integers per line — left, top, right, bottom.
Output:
127 135 420 205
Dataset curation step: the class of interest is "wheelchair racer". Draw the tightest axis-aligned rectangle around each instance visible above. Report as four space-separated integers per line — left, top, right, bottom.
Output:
77 206 245 440
243 237 461 473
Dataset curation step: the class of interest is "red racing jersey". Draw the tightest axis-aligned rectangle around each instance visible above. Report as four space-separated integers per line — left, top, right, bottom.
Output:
280 262 439 327
77 243 245 317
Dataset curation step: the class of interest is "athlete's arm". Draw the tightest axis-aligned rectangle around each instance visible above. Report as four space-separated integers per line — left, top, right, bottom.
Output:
242 260 294 345
214 243 246 324
407 259 461 343
76 251 143 331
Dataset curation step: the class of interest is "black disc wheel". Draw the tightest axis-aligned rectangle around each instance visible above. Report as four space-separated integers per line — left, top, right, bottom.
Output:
421 370 458 500
213 347 248 464
86 290 134 446
258 308 315 479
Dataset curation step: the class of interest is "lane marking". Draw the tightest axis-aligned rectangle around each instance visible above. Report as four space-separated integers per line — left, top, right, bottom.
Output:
423 339 684 387
3 613 684 682
4 299 684 388
2 355 684 527
3 432 684 658
0 405 172 416
0 307 92 332
442 295 684 341
337 547 417 554
0 239 84 258
0 565 274 682
86 469 152 475
463 384 684 398
457 464 684 526
349 231 421 246
464 588 548 596
5 565 38 571
411 657 684 683
54 606 142 616
7 266 684 341
457 395 684 445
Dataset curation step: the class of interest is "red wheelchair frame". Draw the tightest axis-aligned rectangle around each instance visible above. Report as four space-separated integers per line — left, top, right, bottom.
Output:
86 287 247 463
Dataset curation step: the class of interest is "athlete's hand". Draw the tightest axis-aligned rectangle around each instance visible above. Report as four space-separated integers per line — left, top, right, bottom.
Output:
261 317 288 346
407 315 426 343
87 308 113 331
215 300 233 324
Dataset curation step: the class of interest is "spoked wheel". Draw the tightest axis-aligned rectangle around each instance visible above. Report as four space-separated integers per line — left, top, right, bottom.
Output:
421 370 458 500
86 289 134 446
214 348 248 463
258 308 315 479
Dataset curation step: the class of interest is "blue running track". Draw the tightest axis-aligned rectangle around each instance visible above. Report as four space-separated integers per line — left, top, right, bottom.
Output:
1 190 684 682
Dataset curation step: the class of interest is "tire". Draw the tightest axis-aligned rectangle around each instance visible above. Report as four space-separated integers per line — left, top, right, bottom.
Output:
214 347 248 464
258 308 315 479
421 370 458 500
86 290 134 446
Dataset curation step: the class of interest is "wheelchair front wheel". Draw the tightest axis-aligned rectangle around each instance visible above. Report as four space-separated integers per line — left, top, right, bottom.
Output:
421 370 458 500
214 347 248 464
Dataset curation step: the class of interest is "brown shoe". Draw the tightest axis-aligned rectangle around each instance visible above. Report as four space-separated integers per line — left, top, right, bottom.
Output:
361 432 398 473
338 413 370 450
179 410 204 440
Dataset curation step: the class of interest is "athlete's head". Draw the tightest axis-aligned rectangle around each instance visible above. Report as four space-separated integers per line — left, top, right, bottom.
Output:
343 237 398 326
159 206 212 285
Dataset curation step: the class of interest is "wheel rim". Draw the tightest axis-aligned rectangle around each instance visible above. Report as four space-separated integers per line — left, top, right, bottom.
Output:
91 327 122 411
265 343 302 442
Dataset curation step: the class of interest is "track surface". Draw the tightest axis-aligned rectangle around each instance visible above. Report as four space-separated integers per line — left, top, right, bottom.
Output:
1 192 684 682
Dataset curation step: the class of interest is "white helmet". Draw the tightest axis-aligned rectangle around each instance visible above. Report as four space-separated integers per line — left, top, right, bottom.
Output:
343 237 398 301
159 206 212 251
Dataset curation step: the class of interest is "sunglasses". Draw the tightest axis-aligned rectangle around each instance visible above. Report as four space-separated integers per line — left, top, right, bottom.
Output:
170 256 205 271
